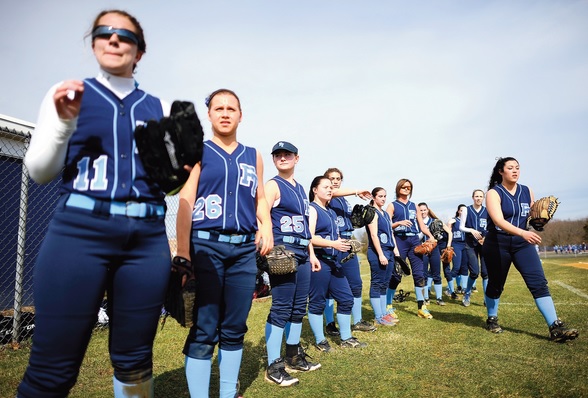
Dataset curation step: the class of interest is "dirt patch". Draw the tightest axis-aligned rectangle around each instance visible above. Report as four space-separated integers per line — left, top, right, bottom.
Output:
565 262 588 270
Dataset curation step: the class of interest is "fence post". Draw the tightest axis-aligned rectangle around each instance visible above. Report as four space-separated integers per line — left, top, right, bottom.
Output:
12 160 30 343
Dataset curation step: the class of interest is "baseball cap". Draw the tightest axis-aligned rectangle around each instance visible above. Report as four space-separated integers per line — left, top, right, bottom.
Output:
271 141 298 154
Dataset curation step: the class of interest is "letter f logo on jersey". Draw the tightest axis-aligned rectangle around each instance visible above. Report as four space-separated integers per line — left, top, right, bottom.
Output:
239 164 258 197
521 203 530 217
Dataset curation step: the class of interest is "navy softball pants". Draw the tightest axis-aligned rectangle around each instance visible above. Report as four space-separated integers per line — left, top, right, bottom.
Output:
183 236 257 359
18 201 170 397
267 247 311 328
308 259 353 315
367 247 395 297
394 235 426 287
483 232 550 299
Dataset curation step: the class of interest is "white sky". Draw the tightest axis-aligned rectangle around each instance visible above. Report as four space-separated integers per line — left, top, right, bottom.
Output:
2 0 587 221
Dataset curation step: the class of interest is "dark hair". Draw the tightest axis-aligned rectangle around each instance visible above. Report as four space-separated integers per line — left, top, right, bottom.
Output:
418 202 439 220
205 88 242 111
488 157 518 190
89 10 146 72
324 167 343 180
369 187 386 206
455 204 467 218
309 176 330 202
395 178 413 198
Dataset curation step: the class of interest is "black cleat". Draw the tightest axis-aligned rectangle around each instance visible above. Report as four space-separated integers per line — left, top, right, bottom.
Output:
285 344 321 373
265 358 299 387
325 322 340 336
485 316 503 334
549 319 579 342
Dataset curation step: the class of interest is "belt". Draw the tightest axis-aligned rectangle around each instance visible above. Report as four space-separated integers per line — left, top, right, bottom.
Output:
395 233 416 237
340 231 353 238
282 236 310 247
196 230 256 244
65 193 165 218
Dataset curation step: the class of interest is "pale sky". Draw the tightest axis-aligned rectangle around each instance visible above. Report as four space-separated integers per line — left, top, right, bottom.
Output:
2 0 587 221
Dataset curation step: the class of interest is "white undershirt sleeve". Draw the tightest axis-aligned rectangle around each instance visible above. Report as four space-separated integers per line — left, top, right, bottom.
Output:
24 82 77 184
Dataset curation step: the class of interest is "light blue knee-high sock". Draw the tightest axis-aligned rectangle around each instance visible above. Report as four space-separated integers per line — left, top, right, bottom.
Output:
371 297 383 319
424 284 430 300
113 376 153 398
386 288 395 306
219 349 242 398
379 295 388 316
352 297 363 324
482 278 488 293
535 296 558 326
427 277 433 292
448 279 455 293
337 313 352 341
265 322 284 364
308 313 325 344
285 322 302 345
185 356 212 398
460 275 468 290
324 298 335 324
434 283 443 300
485 296 499 317
415 286 425 302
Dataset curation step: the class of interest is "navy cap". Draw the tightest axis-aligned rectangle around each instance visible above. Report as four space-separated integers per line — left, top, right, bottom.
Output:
271 141 298 154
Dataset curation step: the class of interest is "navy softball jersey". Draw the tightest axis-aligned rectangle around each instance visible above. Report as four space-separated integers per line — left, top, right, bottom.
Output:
184 141 259 359
19 78 170 397
63 78 165 201
191 141 259 233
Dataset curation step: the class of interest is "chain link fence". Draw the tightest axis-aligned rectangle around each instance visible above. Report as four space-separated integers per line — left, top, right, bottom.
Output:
0 118 181 346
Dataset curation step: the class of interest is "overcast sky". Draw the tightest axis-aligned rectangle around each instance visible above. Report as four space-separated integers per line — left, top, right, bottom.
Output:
2 0 587 222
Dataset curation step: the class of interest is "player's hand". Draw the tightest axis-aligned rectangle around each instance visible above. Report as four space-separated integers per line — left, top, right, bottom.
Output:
256 226 274 256
54 80 84 120
310 255 321 272
399 220 413 227
357 190 372 201
521 230 541 245
378 253 389 266
331 238 351 252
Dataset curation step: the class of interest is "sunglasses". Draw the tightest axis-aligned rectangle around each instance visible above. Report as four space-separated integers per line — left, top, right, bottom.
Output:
401 185 412 190
92 25 139 45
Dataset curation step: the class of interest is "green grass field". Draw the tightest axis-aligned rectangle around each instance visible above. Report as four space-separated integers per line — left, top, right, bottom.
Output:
1 254 587 398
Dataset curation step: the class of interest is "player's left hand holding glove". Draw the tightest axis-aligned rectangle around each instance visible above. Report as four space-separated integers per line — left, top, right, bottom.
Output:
527 196 560 231
134 101 204 195
163 256 196 328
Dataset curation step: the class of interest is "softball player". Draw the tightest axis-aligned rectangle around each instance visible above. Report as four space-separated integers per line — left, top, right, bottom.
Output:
176 89 273 398
448 205 472 305
264 142 321 387
19 10 172 397
385 179 436 319
418 203 445 306
482 157 578 342
323 168 375 335
366 187 400 326
307 176 367 349
459 189 488 303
